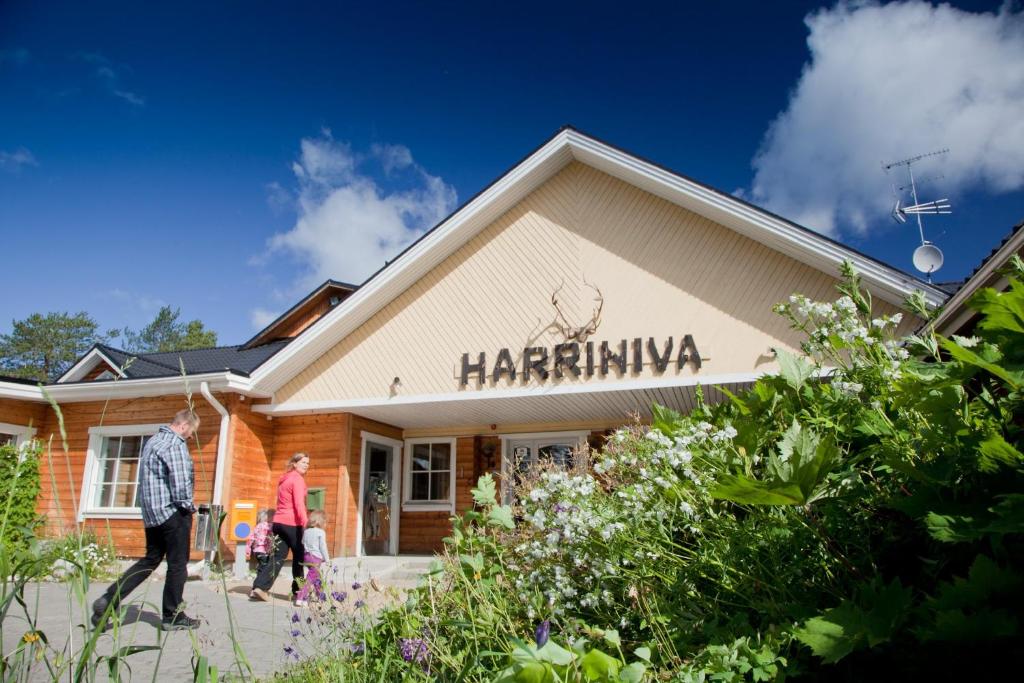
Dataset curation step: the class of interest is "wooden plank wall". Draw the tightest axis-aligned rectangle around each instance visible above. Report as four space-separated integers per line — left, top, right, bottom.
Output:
269 413 350 558
397 436 503 554
222 396 275 522
0 397 48 432
35 394 222 558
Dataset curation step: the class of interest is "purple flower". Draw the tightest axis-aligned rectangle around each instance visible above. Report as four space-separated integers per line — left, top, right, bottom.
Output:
535 620 550 648
291 629 301 638
291 612 300 623
332 591 347 602
399 637 429 663
350 643 365 655
554 503 569 513
354 599 365 609
352 581 362 590
283 644 299 660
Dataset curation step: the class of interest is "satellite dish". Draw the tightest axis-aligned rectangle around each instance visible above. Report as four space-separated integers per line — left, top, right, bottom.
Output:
913 242 944 274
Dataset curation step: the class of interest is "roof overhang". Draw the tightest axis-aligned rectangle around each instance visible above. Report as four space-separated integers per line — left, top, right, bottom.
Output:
58 347 127 383
0 380 46 403
932 225 1024 336
251 371 761 429
248 128 947 396
44 371 269 403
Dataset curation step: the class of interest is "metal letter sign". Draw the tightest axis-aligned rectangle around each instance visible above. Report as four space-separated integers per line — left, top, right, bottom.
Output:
459 335 701 387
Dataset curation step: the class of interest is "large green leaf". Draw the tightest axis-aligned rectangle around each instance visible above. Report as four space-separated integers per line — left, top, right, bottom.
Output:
710 474 805 506
775 348 815 390
580 648 620 681
473 475 499 507
488 505 516 530
794 579 913 663
978 433 1024 472
940 338 1022 389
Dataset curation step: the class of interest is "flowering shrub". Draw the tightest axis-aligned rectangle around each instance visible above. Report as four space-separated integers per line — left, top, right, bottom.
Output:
283 260 1023 681
40 530 118 579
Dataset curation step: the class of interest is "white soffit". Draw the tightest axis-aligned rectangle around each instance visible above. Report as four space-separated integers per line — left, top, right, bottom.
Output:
250 128 945 395
252 371 762 429
0 380 45 403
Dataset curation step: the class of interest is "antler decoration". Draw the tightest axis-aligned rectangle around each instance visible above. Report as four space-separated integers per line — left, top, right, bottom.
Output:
551 279 603 342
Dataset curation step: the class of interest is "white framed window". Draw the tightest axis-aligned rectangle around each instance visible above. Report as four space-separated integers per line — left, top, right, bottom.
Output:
79 424 162 521
500 431 589 503
0 422 36 450
402 437 457 512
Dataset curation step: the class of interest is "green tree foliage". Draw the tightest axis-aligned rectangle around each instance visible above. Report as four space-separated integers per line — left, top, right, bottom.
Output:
0 311 110 381
0 442 41 555
122 306 217 353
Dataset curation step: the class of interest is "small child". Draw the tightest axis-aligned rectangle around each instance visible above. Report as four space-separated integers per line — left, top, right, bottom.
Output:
246 509 273 599
295 510 330 607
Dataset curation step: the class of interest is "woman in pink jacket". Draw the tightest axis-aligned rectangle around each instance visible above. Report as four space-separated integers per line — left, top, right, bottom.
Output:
251 452 309 601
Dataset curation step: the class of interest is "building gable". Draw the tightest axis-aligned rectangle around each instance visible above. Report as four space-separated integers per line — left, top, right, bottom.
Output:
273 162 916 408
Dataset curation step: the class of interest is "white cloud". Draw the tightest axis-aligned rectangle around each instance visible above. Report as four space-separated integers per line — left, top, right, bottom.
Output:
250 308 281 330
76 52 145 107
262 131 457 288
749 1 1024 237
106 288 166 313
0 147 38 172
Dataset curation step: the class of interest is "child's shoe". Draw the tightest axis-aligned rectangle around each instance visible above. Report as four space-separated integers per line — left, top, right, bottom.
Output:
294 599 308 607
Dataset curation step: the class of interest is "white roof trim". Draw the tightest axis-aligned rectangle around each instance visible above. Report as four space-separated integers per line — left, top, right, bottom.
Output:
0 380 45 402
43 371 267 403
252 370 764 417
248 129 945 395
932 226 1024 335
58 347 127 383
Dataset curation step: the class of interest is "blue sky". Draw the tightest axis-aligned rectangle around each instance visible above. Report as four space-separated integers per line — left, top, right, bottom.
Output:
1 1 1022 345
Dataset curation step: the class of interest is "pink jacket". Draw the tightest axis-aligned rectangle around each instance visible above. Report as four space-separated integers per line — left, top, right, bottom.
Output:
274 470 308 527
246 521 272 556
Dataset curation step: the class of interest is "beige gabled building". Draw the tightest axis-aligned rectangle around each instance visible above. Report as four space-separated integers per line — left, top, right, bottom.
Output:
0 128 945 558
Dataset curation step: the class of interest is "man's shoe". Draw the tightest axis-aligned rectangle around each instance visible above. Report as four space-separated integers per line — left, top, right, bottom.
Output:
91 597 109 629
251 588 270 602
160 614 200 631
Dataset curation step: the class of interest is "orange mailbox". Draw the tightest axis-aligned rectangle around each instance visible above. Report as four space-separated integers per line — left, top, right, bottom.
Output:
229 499 258 542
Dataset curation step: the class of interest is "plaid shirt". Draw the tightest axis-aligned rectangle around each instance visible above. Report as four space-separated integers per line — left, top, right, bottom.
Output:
139 425 195 527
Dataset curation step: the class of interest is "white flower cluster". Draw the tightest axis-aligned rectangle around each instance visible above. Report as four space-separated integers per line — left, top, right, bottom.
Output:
508 421 737 614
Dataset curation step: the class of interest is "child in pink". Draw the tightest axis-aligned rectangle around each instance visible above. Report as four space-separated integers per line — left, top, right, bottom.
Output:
246 510 273 596
294 510 330 607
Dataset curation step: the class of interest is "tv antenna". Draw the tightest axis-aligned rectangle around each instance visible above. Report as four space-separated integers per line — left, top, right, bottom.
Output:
883 149 951 280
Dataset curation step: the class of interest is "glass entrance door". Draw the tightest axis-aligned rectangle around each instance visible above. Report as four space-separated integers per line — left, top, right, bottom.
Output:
362 441 395 555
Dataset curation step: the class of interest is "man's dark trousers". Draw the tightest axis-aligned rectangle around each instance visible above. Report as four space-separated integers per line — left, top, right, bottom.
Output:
100 509 193 621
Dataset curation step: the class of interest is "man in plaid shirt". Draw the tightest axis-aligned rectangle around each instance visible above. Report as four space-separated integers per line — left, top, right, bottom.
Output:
92 409 202 631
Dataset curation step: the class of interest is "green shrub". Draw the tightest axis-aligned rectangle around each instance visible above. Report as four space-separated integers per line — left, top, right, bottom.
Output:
271 260 1023 681
0 441 41 554
39 529 118 579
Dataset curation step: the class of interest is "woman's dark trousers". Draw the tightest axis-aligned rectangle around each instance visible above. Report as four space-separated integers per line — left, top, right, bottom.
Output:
252 523 303 595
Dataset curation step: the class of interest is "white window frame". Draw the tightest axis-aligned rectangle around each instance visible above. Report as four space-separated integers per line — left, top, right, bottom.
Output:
0 421 36 451
499 431 589 503
402 437 457 513
357 431 403 557
78 423 162 521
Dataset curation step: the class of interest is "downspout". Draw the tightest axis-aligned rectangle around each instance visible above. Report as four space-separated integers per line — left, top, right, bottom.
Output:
200 381 231 566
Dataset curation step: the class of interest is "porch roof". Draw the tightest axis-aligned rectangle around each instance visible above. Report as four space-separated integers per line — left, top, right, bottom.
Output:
252 372 759 430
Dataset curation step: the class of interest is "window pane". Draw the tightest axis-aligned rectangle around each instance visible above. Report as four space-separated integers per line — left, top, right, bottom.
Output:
539 444 574 469
430 443 451 471
94 484 114 508
92 434 146 509
0 433 16 447
411 472 430 500
412 444 430 472
429 472 450 501
111 483 135 507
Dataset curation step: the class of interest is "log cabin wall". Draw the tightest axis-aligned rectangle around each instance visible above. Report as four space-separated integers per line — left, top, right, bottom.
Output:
35 394 223 559
0 397 47 433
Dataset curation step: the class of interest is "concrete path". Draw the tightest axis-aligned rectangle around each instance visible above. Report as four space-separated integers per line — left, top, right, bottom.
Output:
1 556 433 682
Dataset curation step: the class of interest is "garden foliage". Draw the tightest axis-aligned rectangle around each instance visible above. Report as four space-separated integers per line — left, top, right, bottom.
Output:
0 442 41 555
289 260 1024 681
